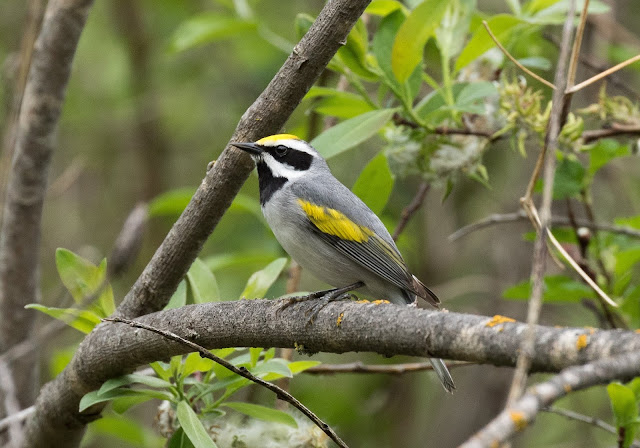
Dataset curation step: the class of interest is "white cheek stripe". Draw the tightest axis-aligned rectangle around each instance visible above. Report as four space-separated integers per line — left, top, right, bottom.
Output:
261 154 305 180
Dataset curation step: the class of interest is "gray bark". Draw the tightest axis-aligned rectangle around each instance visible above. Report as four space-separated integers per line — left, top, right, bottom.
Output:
25 300 640 447
0 0 95 410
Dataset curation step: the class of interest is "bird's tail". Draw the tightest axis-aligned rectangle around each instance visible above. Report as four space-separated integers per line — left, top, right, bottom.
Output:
429 358 455 393
412 275 440 307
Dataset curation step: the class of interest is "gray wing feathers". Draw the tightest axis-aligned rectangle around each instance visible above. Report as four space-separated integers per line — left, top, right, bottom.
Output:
293 177 429 299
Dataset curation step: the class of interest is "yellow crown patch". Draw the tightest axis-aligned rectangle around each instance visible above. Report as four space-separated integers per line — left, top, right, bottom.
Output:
256 134 301 145
297 199 373 243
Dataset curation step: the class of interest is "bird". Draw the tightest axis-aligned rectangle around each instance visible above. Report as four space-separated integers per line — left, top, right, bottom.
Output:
231 134 455 393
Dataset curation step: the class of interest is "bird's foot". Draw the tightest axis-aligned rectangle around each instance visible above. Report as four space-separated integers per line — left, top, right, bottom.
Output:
277 281 364 324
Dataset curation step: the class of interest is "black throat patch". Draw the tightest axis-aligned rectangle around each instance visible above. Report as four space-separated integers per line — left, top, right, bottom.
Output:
257 161 288 205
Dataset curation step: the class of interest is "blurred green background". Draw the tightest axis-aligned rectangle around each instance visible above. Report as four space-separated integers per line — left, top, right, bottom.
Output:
3 0 640 447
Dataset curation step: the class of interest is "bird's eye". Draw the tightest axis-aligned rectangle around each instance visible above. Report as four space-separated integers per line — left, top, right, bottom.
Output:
274 145 289 157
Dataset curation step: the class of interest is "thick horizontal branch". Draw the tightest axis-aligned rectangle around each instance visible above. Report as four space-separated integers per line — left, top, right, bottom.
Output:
24 300 640 443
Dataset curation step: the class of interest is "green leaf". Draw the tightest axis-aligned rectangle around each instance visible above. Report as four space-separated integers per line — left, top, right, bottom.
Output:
223 402 298 427
435 0 475 60
25 304 101 334
335 19 377 81
169 428 196 448
55 249 114 314
615 246 640 278
79 388 171 412
372 10 423 104
249 347 262 368
528 0 610 25
149 188 195 217
391 0 450 82
166 280 188 310
288 360 321 374
313 95 375 119
414 82 469 121
176 400 219 448
352 153 395 215
150 361 172 382
553 156 585 199
240 258 287 299
455 81 498 113
456 15 522 71
49 345 76 378
524 0 562 14
187 258 221 304
502 275 594 302
627 377 640 400
111 395 153 414
366 0 408 16
252 358 293 379
608 382 639 448
588 139 629 177
311 109 397 159
98 374 173 396
184 352 215 376
170 14 256 53
90 415 164 447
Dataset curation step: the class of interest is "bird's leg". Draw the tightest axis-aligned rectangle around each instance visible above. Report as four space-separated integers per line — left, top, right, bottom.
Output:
278 281 364 323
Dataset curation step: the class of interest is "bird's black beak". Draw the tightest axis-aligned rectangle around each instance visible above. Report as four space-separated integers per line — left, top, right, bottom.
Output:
231 142 263 156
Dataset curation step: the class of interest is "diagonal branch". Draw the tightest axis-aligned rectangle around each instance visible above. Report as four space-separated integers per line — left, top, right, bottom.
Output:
460 350 640 447
508 0 577 404
0 0 95 412
23 1 373 446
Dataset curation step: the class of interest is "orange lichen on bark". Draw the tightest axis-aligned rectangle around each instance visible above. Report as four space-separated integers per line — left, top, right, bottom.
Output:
336 312 344 327
486 315 516 327
510 411 528 431
371 300 390 305
576 334 588 351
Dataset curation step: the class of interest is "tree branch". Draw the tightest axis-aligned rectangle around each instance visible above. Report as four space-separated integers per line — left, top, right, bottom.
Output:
461 350 640 447
21 300 640 446
507 0 576 405
105 317 349 448
0 0 95 411
23 1 372 445
448 210 640 242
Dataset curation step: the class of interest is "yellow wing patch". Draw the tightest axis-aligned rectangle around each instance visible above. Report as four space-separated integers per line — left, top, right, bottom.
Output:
298 199 373 243
256 134 300 145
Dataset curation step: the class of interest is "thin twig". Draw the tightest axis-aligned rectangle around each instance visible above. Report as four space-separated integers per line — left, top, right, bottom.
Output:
507 0 577 406
543 407 640 447
568 54 640 94
104 317 349 448
582 124 640 143
566 0 590 89
0 406 34 434
448 210 640 242
546 230 617 307
0 360 23 447
392 182 430 241
543 32 640 101
482 21 556 90
304 361 472 375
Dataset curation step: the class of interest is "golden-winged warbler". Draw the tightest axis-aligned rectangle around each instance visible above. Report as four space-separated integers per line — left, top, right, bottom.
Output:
232 134 454 393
